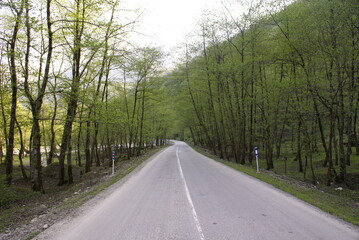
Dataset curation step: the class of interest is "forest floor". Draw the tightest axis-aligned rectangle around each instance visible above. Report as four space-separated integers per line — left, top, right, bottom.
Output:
191 144 359 227
0 146 167 240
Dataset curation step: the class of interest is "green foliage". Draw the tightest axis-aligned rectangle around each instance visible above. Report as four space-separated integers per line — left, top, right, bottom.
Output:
24 231 41 240
167 0 359 185
0 175 39 207
0 0 174 190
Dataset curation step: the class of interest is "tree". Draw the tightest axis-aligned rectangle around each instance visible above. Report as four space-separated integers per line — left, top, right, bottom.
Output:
57 0 89 185
169 0 358 187
2 0 26 186
21 0 53 192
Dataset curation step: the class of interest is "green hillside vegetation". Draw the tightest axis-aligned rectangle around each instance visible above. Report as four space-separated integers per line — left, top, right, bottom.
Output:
166 0 359 188
0 1 174 193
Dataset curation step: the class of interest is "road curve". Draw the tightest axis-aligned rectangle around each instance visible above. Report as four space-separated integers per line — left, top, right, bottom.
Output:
36 141 359 240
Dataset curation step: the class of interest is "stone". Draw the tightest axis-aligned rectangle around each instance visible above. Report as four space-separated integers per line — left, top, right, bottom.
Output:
35 204 47 214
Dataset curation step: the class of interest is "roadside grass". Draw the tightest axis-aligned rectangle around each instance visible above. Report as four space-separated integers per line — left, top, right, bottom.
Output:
190 144 359 227
0 207 14 230
24 231 41 240
0 145 167 234
269 144 359 193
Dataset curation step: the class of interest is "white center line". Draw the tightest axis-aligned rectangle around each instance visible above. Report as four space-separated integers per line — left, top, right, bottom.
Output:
176 147 205 240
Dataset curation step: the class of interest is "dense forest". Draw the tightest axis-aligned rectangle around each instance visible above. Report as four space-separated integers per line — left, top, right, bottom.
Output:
0 0 173 192
166 0 359 186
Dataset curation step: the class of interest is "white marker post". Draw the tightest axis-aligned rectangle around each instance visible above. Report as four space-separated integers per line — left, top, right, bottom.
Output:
112 151 116 175
254 147 259 173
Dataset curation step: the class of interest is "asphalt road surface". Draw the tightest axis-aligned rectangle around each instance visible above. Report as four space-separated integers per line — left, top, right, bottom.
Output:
36 141 359 240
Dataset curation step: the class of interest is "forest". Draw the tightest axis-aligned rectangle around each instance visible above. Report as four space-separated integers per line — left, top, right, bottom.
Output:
0 0 358 196
0 0 173 193
166 0 359 187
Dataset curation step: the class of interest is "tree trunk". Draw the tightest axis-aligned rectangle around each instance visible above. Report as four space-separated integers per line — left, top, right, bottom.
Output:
67 137 73 185
327 108 337 186
137 82 146 156
58 99 78 185
48 79 58 165
30 112 44 192
85 115 92 172
58 0 85 185
15 119 27 180
296 121 303 172
77 122 82 167
23 0 53 192
5 0 26 186
338 86 346 182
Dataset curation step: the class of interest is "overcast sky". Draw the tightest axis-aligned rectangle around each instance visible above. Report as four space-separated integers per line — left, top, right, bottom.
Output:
122 0 239 68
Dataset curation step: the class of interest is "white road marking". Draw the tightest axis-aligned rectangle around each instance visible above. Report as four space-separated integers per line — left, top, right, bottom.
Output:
176 147 205 240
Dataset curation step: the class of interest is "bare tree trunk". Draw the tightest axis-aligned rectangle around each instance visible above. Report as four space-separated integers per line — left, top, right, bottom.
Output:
29 114 45 192
58 0 87 185
296 121 303 172
23 0 53 192
48 79 58 165
0 48 8 154
128 83 139 158
67 137 73 185
5 0 25 186
92 122 100 166
338 85 346 182
327 107 337 186
310 119 317 185
137 81 146 156
77 122 82 167
15 119 27 180
123 70 131 159
74 101 85 167
85 114 92 172
59 97 79 185
314 102 329 167
333 118 339 166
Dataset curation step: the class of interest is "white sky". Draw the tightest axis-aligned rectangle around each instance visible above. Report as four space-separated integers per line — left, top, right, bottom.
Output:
122 0 238 68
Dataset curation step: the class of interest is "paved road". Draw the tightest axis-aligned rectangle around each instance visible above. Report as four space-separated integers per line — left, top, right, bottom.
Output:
36 141 359 240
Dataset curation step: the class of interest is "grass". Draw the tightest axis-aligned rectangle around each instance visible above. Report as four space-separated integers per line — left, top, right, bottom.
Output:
271 144 359 188
0 208 14 230
0 175 40 207
24 231 41 240
190 144 359 226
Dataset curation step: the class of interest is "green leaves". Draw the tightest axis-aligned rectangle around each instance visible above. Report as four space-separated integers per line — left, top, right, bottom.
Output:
166 0 359 183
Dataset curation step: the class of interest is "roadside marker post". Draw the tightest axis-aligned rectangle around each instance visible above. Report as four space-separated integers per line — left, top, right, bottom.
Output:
254 147 259 173
112 151 116 175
